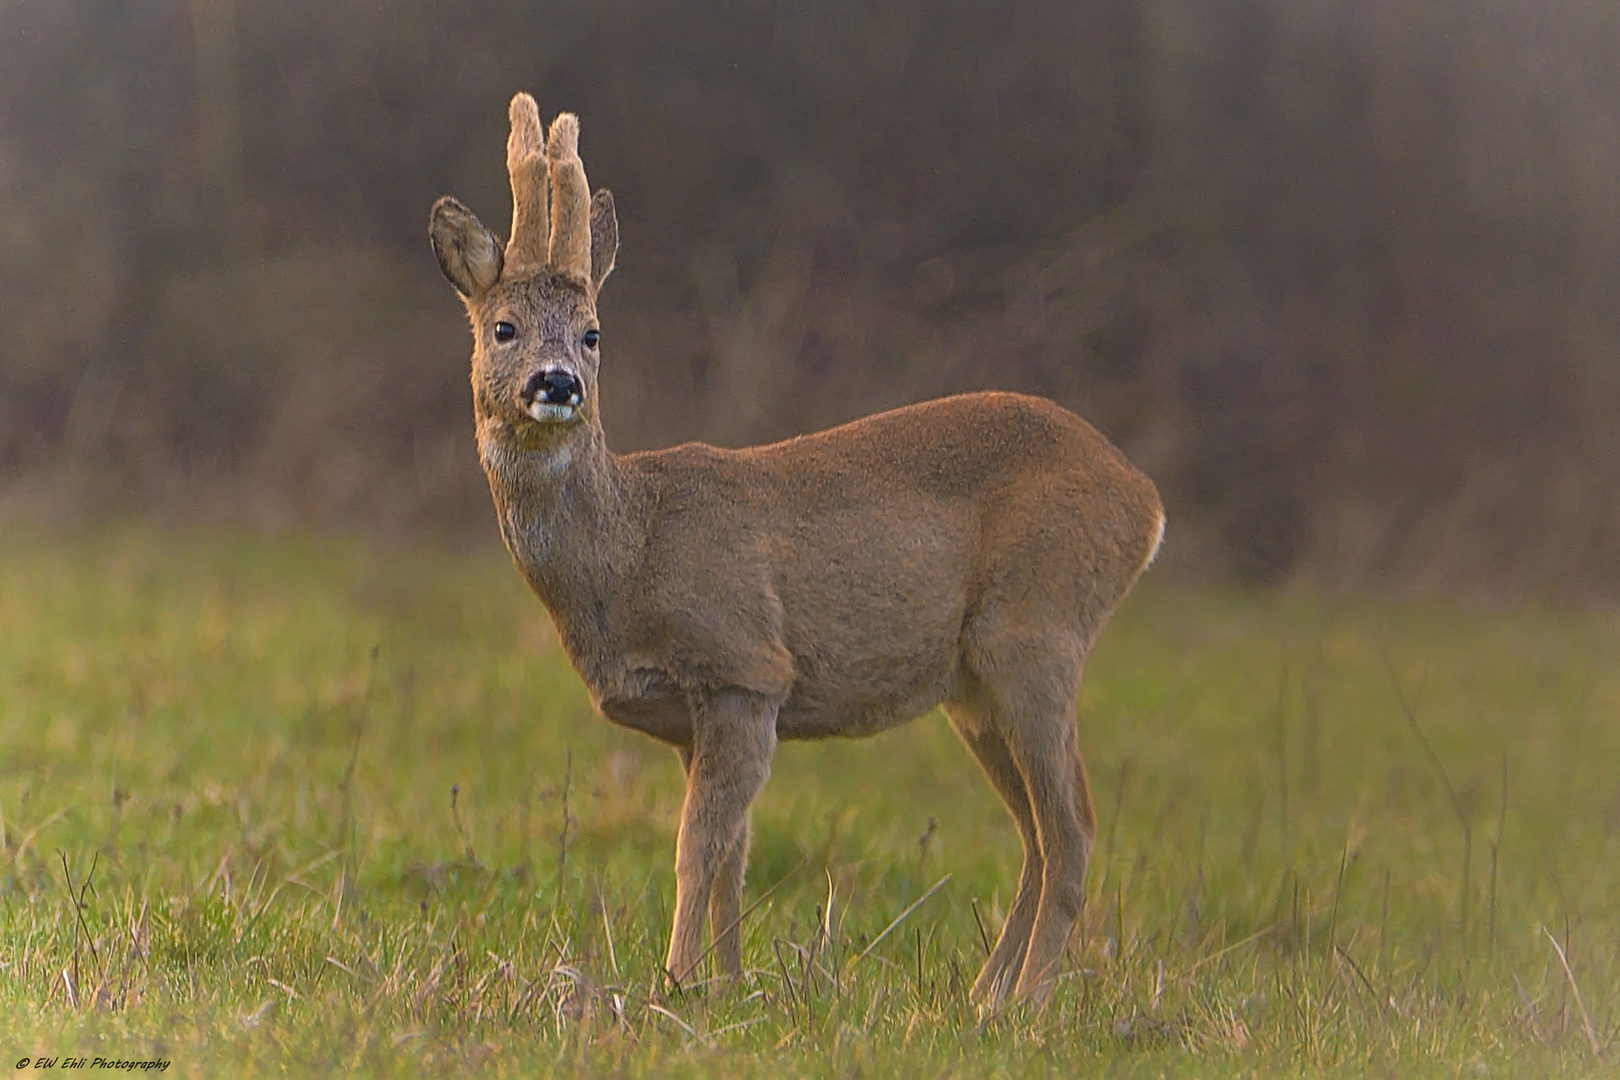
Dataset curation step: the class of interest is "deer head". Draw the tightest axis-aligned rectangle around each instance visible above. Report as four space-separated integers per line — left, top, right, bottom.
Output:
428 95 619 453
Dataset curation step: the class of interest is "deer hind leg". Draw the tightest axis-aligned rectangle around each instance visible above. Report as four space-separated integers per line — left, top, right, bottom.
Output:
1010 694 1095 1004
708 814 751 980
666 691 777 986
974 647 1095 1007
945 699 1044 1008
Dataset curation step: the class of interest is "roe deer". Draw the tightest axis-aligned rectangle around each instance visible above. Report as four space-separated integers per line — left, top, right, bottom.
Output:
428 95 1165 1008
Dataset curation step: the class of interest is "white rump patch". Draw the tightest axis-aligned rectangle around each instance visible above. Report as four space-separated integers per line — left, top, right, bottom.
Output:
1142 509 1167 573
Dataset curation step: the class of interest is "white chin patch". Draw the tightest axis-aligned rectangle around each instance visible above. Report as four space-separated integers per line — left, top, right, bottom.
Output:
527 402 578 424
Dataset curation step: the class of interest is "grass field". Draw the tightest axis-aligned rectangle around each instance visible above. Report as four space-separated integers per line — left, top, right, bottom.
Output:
0 530 1616 1077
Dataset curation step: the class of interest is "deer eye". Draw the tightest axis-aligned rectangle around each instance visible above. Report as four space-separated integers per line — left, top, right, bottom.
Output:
493 321 517 342
582 329 600 349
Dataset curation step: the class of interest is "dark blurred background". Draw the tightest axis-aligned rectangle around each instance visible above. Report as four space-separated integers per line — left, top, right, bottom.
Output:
2 0 1617 592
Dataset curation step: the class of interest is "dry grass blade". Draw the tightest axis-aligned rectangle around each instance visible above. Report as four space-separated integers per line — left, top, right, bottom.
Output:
450 782 480 868
817 868 836 954
325 955 372 984
601 898 621 983
1542 926 1602 1058
970 898 992 958
1333 945 1390 1020
1188 923 1276 976
265 977 300 1000
59 850 101 962
851 875 950 967
647 1001 705 1043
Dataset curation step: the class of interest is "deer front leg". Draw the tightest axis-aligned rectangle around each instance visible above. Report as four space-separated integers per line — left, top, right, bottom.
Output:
666 690 777 985
675 750 754 982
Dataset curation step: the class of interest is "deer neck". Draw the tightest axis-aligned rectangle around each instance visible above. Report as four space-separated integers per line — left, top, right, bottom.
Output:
478 419 642 629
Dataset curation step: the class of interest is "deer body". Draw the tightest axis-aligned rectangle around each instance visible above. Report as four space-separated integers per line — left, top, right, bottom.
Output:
431 97 1164 1008
488 392 1157 746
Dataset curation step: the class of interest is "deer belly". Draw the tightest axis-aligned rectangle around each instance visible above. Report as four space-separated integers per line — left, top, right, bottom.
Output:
775 650 960 740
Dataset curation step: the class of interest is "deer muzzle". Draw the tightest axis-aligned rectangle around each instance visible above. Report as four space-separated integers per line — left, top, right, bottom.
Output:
520 369 584 423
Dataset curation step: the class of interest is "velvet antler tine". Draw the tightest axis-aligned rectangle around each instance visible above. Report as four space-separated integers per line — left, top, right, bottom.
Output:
505 93 549 270
545 112 592 283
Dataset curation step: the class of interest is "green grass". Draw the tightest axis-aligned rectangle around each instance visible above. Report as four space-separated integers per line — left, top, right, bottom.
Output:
0 529 1616 1077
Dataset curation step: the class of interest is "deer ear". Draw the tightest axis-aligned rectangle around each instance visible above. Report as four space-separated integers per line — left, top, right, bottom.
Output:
429 196 504 297
589 188 618 292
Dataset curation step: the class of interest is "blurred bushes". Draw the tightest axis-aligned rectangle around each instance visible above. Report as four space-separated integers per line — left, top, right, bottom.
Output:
1 0 1617 591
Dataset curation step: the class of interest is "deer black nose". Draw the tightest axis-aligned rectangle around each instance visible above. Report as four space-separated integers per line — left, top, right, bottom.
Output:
521 369 584 406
